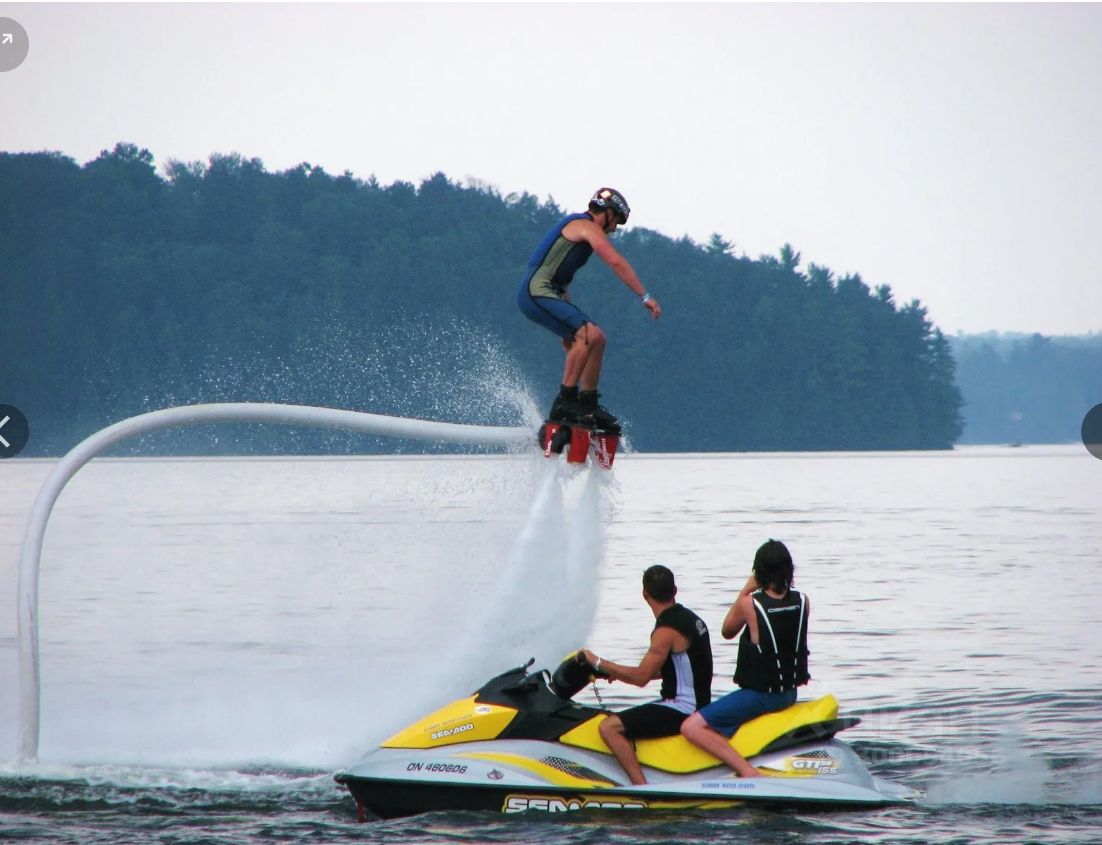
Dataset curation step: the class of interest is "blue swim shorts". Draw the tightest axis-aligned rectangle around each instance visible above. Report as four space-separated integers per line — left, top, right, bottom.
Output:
517 289 590 340
697 687 797 738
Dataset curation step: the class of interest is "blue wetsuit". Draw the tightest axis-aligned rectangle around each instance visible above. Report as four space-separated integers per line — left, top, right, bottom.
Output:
516 213 595 339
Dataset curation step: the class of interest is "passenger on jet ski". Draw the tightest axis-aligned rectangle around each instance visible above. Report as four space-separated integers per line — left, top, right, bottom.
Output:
680 539 810 777
580 565 713 785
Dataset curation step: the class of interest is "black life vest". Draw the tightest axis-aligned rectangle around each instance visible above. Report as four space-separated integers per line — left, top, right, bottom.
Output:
734 590 810 693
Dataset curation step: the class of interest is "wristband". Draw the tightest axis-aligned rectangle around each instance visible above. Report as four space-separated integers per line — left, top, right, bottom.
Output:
641 293 653 304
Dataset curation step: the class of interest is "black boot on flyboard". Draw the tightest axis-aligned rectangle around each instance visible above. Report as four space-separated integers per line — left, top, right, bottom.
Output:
538 386 621 469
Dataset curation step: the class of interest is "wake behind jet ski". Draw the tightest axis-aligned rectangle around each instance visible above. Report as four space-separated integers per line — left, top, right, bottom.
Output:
334 653 918 820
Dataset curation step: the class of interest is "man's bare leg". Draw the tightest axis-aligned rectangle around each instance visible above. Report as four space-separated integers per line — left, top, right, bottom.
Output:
561 326 592 387
680 713 761 778
577 324 607 392
598 716 647 785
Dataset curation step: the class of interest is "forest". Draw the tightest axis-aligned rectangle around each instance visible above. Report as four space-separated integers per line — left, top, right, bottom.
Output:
951 333 1102 445
2 143 965 456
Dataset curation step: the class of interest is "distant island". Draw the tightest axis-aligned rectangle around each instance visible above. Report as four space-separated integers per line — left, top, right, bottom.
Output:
0 142 1007 456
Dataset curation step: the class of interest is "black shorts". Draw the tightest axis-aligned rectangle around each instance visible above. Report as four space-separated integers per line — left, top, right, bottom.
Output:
617 702 689 740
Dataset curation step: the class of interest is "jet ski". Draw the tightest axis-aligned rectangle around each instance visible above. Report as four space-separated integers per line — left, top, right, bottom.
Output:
335 653 918 819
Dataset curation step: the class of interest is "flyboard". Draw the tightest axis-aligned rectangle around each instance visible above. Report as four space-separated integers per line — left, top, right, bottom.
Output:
537 419 620 469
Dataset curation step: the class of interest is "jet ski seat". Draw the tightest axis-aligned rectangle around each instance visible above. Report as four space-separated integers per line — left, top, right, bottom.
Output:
559 694 857 774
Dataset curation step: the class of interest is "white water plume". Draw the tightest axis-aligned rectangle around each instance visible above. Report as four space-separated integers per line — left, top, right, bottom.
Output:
560 467 610 647
452 457 612 676
4 396 609 775
355 457 610 758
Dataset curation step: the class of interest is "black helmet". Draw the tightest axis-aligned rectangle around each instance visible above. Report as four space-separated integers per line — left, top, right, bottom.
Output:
589 187 630 224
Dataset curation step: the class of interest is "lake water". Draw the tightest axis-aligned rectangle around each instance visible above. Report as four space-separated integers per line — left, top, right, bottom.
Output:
1 445 1100 843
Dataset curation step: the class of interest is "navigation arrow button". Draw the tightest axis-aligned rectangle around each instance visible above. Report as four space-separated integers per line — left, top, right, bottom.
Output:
0 404 29 457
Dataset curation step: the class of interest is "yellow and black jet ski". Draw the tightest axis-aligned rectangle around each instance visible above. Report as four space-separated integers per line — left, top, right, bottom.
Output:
334 654 918 820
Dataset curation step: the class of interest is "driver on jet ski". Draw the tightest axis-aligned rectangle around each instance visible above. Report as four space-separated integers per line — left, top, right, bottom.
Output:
581 565 713 785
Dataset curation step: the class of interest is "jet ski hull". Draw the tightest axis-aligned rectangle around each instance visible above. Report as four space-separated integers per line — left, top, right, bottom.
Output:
335 658 918 820
335 737 916 819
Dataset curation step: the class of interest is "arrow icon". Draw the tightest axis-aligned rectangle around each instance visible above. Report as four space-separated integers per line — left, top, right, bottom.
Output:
2 34 12 45
0 406 28 456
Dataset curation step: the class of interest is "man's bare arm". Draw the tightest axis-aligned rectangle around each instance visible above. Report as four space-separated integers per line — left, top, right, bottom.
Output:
582 627 682 687
564 218 660 319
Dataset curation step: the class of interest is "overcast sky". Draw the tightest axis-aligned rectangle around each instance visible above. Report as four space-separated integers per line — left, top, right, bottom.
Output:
4 2 1101 336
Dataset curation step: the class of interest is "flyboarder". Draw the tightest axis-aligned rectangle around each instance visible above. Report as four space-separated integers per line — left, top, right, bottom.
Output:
516 187 660 429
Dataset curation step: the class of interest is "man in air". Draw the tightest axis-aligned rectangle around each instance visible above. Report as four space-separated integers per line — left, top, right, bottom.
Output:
581 565 712 785
516 188 660 429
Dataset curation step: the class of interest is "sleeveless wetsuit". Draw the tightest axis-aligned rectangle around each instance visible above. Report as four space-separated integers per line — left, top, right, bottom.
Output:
516 212 595 339
618 603 714 740
654 603 714 713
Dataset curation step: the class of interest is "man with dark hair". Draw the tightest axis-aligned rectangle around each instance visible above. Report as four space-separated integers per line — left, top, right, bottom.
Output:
516 187 660 428
581 564 712 785
680 539 811 777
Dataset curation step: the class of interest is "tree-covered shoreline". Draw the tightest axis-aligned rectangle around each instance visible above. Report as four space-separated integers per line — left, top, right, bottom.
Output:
951 332 1102 445
3 143 964 456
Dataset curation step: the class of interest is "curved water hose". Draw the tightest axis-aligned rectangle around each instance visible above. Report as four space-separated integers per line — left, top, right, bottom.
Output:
17 402 531 762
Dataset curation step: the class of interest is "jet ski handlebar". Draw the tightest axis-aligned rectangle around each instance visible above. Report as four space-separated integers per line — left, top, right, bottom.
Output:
491 652 607 701
549 650 609 700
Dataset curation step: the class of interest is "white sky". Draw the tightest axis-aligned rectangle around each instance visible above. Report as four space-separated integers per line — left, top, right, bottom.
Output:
4 2 1101 335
